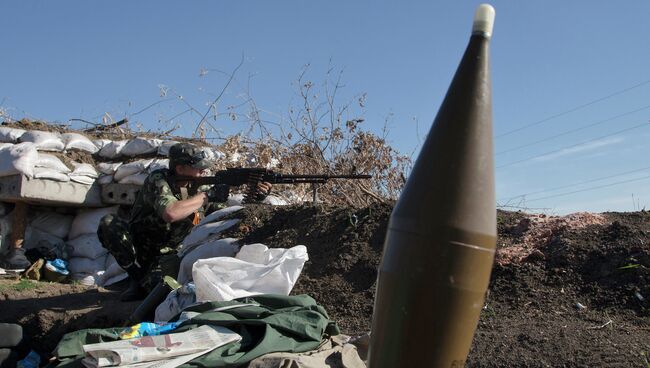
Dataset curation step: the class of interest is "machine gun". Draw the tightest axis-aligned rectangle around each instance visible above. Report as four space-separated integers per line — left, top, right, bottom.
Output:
171 167 371 203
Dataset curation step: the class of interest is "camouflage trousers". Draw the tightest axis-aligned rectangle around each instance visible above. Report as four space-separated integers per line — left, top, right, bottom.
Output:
97 214 180 286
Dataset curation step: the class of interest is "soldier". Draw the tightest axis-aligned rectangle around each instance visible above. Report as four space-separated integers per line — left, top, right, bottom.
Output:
98 143 271 301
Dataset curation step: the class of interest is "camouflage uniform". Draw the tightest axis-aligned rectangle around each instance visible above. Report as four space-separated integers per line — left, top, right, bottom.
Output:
98 168 203 283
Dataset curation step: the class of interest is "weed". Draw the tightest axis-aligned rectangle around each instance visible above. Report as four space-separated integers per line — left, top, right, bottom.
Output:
0 279 39 292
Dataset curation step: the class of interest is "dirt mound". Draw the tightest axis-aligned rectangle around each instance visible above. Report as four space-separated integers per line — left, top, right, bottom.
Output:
2 205 650 367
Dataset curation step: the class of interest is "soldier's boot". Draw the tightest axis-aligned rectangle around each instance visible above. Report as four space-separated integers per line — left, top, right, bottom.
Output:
120 264 147 302
0 248 31 271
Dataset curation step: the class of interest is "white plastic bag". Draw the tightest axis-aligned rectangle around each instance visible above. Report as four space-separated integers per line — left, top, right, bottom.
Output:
0 142 38 178
35 153 71 173
117 172 148 185
68 234 108 259
98 140 127 159
121 137 162 156
30 211 74 239
193 243 308 302
20 130 65 151
68 206 119 239
113 159 152 181
62 133 98 153
177 238 239 284
0 127 25 143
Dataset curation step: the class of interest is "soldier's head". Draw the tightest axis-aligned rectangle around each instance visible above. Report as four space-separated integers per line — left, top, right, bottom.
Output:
169 143 211 177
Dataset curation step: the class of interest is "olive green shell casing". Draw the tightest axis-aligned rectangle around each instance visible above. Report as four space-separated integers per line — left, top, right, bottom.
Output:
369 5 496 367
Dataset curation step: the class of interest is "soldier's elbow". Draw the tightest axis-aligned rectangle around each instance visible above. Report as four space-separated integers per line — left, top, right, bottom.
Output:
162 208 176 223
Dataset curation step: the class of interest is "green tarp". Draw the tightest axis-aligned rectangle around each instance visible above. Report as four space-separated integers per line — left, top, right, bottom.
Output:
53 294 340 368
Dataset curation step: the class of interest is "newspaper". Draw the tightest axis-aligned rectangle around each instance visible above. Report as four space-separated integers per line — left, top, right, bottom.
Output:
81 325 241 368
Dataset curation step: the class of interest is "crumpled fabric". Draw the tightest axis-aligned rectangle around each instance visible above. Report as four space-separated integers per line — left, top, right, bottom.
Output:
247 335 366 368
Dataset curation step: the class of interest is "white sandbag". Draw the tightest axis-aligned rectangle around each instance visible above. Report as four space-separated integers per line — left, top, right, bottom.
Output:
62 133 98 153
68 255 107 275
201 147 225 162
117 172 147 185
157 140 179 156
177 238 239 284
93 139 112 150
0 142 38 178
0 127 25 143
97 174 114 185
225 194 244 207
30 211 73 239
180 218 240 249
193 243 308 302
33 167 70 182
196 205 244 227
20 130 65 151
24 226 66 251
147 158 169 173
35 153 71 173
70 162 98 178
113 159 152 181
121 137 162 157
0 143 12 150
98 140 128 159
97 162 122 175
68 234 108 259
69 206 119 239
103 254 125 277
155 282 197 323
262 195 288 206
69 175 96 185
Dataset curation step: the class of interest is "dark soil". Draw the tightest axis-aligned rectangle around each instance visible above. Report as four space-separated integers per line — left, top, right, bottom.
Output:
2 204 650 367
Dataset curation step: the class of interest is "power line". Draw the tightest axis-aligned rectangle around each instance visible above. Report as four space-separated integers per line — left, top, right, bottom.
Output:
495 79 650 139
499 165 650 203
496 121 650 169
523 174 650 203
496 104 650 155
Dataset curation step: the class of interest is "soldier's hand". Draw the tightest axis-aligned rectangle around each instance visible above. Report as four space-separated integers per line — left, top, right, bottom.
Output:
205 184 230 203
255 182 272 201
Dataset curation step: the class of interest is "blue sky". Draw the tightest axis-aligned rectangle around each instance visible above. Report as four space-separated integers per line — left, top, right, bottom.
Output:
2 1 650 214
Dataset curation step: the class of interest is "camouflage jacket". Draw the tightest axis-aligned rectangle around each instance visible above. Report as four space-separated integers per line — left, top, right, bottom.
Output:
128 169 201 249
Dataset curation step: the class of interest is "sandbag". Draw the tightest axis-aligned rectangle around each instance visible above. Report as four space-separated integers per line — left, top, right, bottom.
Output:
113 159 152 181
97 174 114 185
68 255 107 275
263 195 288 206
93 139 112 150
0 142 38 178
68 206 119 239
154 282 197 323
70 161 99 178
193 243 308 302
196 205 244 227
121 137 162 157
147 158 169 173
33 167 70 182
71 272 100 286
30 211 74 239
0 143 12 150
24 226 66 252
68 234 108 259
69 175 95 185
97 162 122 175
117 172 147 185
35 153 71 173
98 140 127 159
20 131 65 151
0 127 25 143
62 133 98 153
181 219 240 249
157 140 179 156
101 272 128 287
177 238 239 284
